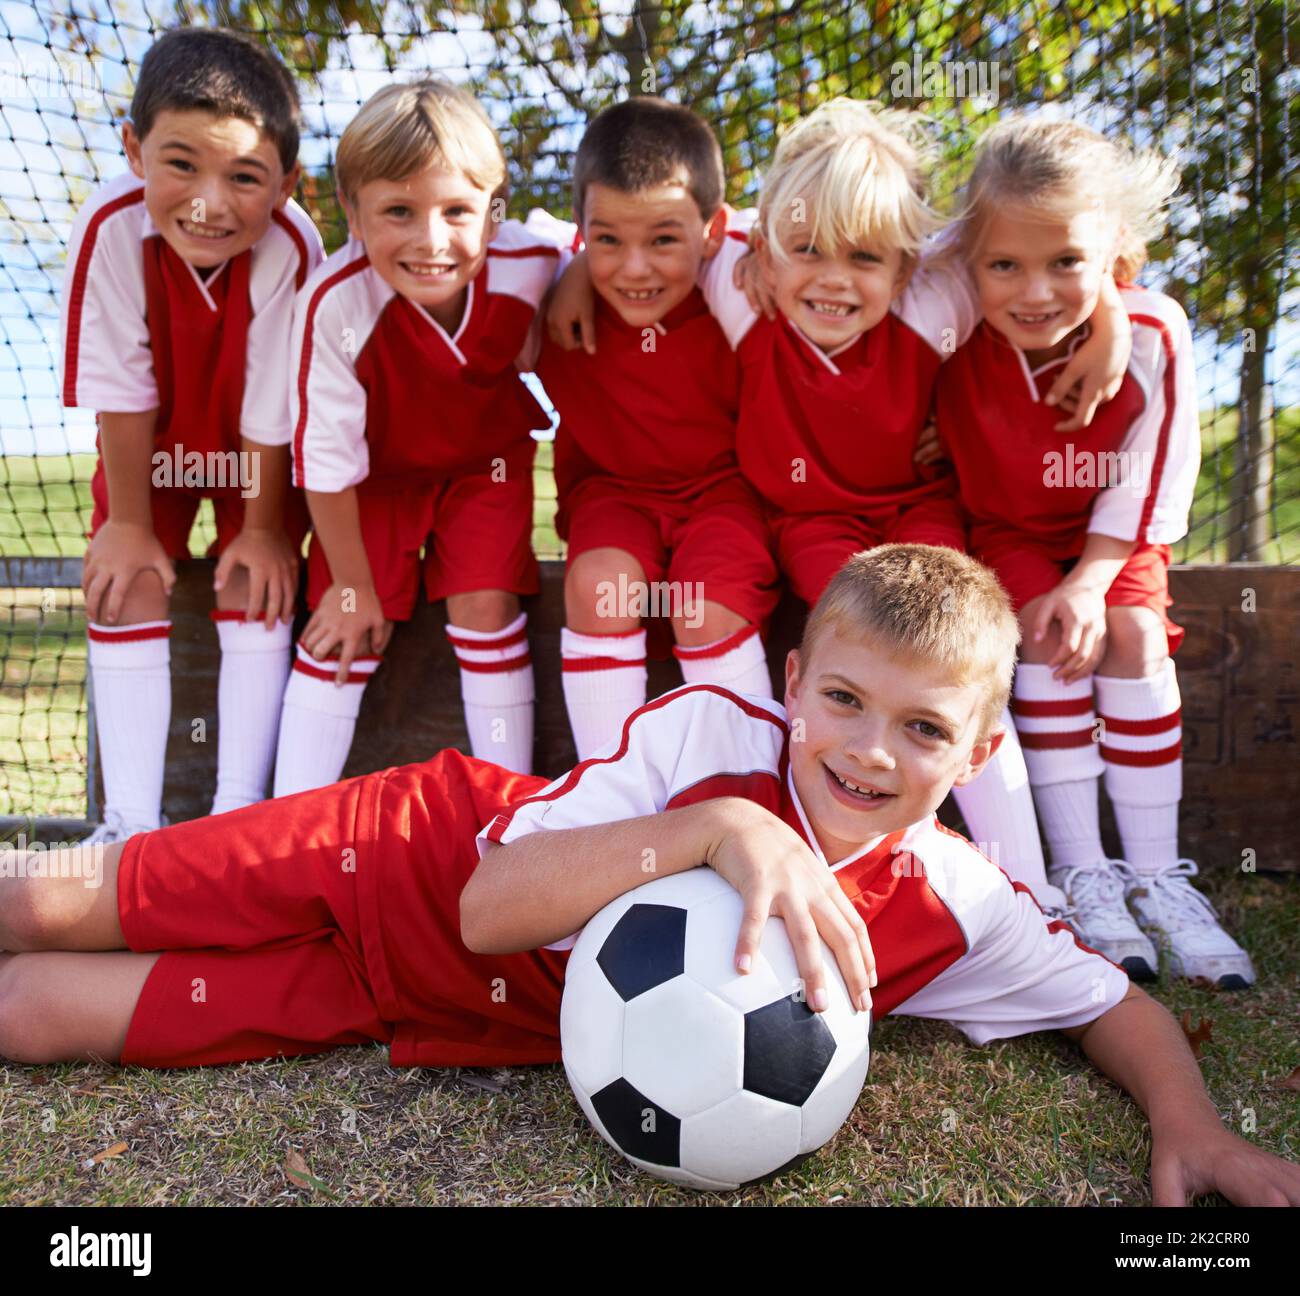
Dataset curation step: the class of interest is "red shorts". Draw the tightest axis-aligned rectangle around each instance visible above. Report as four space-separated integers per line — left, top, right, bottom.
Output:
306 447 539 622
117 750 568 1069
976 538 1184 654
89 460 310 561
562 473 779 629
769 501 967 607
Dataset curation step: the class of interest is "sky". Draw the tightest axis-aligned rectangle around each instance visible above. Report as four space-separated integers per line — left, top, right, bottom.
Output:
0 0 1294 458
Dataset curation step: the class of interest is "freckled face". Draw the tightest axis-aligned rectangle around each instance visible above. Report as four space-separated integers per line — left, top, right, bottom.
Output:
783 627 998 864
123 109 297 269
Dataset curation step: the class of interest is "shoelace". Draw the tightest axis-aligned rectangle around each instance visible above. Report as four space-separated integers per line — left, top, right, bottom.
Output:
1124 858 1222 931
82 810 127 844
1055 861 1128 919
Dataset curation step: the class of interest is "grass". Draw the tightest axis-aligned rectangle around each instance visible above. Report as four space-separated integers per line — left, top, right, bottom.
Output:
0 841 1294 1206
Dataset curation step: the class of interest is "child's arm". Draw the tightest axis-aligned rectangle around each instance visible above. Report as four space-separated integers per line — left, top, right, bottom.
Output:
1045 275 1133 431
1063 985 1300 1205
82 409 176 624
1032 532 1134 683
546 249 597 355
464 794 875 1015
299 486 390 682
211 438 299 626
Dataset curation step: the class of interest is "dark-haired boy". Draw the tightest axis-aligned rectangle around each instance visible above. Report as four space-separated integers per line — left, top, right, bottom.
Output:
59 28 324 838
526 97 780 761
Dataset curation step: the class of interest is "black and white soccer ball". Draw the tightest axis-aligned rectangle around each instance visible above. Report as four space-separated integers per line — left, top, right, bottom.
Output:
560 867 871 1190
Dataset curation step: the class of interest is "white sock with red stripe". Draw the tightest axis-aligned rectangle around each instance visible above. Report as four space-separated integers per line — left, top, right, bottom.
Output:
87 620 171 830
1012 664 1107 872
271 643 382 796
673 624 773 699
950 708 1051 890
211 611 293 814
561 626 647 761
446 612 534 773
1095 660 1183 874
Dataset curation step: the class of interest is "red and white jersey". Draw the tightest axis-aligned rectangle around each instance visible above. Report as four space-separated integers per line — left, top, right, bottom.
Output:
60 170 323 457
699 211 978 516
526 210 743 504
478 684 1128 1044
290 220 560 493
935 286 1200 555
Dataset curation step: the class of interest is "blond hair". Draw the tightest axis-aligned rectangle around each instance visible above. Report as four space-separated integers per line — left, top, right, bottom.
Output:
955 117 1180 282
800 545 1020 738
334 79 507 207
758 98 946 264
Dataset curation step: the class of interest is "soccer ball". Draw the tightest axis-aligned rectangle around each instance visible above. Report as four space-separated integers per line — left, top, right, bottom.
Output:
560 866 871 1190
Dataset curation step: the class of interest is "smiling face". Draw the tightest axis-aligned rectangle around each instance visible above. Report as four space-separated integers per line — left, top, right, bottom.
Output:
783 625 1003 864
123 109 297 270
758 219 911 351
581 179 726 328
972 203 1119 367
343 164 496 331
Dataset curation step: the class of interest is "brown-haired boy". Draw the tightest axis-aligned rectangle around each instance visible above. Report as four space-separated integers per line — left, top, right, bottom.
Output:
60 28 324 840
527 97 780 760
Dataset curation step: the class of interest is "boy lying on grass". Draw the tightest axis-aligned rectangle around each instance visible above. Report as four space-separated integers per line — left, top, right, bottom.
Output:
0 545 1295 1204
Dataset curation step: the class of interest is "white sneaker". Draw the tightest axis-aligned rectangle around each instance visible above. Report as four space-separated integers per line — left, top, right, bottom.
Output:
1123 859 1256 989
1049 860 1158 980
80 811 155 847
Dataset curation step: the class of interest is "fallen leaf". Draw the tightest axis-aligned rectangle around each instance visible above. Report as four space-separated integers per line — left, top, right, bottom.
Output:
1180 1010 1214 1057
69 1078 106 1096
1276 1066 1300 1093
29 1071 51 1086
284 1149 339 1200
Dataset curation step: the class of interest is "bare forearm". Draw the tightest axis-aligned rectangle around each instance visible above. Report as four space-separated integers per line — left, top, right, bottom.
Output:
1075 988 1221 1134
98 410 159 526
462 799 735 955
240 437 288 531
1062 531 1135 594
304 487 374 587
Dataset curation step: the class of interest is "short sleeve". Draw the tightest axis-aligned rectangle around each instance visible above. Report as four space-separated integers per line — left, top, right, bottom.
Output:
1087 295 1200 545
697 207 760 349
475 685 788 952
289 250 374 492
893 879 1130 1043
241 204 326 446
60 198 157 412
897 234 981 359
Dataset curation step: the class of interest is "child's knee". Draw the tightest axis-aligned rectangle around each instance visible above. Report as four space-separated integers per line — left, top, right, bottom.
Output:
1016 596 1060 664
565 548 645 632
0 873 60 951
445 588 519 632
0 955 59 1063
1100 606 1167 677
672 600 747 647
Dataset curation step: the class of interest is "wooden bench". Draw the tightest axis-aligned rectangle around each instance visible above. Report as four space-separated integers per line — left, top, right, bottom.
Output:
96 560 1299 872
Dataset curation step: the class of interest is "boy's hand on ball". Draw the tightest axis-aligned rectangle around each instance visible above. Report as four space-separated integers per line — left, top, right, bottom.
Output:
81 520 176 624
705 798 876 1015
546 250 597 354
300 580 391 684
213 527 299 626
